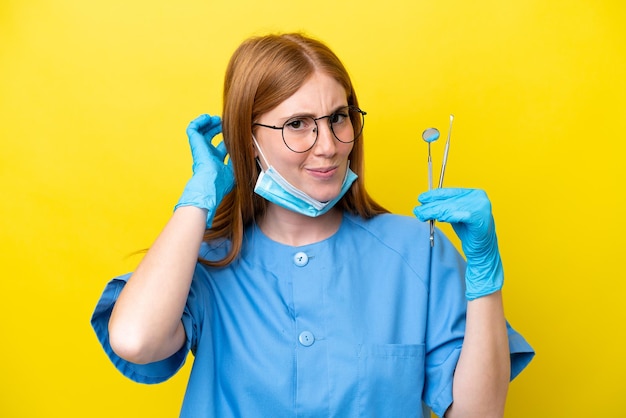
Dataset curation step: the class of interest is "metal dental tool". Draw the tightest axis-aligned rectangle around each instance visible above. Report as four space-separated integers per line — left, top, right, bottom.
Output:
438 114 454 189
422 114 454 247
422 127 440 247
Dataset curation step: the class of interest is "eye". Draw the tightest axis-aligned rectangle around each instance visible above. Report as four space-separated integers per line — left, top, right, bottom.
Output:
330 110 349 125
284 117 313 132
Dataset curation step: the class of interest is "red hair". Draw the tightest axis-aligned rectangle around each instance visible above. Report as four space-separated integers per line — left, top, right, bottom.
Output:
202 33 387 267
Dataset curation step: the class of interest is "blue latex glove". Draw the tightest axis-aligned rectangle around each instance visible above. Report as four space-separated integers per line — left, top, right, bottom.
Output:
175 114 235 228
413 188 503 300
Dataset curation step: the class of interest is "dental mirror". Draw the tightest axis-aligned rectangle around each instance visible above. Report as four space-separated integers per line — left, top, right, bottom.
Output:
422 127 440 247
422 127 440 191
422 128 440 143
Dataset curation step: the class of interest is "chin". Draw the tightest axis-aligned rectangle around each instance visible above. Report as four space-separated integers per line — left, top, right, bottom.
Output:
311 189 341 203
301 177 344 202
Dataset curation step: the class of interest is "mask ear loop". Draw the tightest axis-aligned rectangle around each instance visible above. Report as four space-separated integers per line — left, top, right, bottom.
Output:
252 134 271 171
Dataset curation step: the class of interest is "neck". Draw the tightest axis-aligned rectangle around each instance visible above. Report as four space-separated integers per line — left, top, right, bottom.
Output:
258 204 343 247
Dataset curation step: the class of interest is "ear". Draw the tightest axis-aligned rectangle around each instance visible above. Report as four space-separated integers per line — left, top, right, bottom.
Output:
251 133 260 160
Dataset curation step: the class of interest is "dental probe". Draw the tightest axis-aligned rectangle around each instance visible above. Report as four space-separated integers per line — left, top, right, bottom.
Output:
438 114 454 189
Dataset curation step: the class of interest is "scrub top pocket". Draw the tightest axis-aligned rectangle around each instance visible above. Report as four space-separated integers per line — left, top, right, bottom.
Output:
357 344 425 418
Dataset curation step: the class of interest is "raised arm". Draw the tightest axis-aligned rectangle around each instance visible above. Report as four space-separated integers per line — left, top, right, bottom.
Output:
415 188 510 418
108 115 234 365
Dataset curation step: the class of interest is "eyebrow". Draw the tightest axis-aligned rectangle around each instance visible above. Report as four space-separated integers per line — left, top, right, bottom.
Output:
279 104 349 122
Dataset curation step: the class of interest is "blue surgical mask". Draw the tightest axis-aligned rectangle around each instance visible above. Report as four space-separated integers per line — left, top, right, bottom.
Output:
253 137 357 217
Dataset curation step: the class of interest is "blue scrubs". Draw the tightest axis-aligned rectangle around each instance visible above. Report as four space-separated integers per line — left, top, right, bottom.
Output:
91 213 534 417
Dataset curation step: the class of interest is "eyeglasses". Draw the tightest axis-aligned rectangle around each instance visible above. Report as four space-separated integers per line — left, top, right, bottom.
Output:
253 105 366 153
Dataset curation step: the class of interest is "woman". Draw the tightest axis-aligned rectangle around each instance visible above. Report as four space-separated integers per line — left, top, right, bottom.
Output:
92 33 533 417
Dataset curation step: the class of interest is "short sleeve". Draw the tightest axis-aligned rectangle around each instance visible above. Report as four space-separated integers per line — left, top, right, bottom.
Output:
90 273 193 384
422 229 535 416
508 328 535 380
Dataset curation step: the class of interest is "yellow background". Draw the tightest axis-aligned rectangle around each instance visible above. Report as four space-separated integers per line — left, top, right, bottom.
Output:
1 0 625 416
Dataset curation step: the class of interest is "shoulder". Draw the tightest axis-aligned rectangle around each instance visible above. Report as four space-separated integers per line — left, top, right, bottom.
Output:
198 238 230 262
187 239 231 298
343 212 430 245
341 213 433 268
342 212 462 270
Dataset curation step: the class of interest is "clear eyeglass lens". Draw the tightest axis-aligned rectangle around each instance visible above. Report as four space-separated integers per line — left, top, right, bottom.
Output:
282 107 364 152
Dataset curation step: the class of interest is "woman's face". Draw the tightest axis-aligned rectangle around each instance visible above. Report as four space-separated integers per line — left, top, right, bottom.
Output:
253 71 354 204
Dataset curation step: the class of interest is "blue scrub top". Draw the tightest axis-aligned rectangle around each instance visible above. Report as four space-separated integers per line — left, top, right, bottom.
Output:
92 213 534 417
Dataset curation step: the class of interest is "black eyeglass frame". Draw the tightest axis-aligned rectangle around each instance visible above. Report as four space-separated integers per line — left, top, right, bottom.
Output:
253 105 367 153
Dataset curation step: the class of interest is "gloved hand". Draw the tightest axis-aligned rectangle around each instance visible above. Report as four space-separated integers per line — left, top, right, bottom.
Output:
413 188 503 300
175 114 235 228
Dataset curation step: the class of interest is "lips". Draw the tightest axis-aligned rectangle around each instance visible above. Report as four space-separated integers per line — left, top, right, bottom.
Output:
307 166 338 179
310 166 336 173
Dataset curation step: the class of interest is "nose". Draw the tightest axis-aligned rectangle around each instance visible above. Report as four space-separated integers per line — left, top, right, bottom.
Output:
311 118 337 155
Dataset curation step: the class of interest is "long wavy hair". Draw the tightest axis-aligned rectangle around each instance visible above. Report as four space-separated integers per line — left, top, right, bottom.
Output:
202 33 388 267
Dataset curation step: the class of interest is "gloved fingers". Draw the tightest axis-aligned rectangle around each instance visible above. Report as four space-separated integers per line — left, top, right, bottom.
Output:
215 141 229 163
186 114 222 143
186 114 223 164
215 141 235 178
187 114 215 137
413 204 473 224
417 187 474 204
198 116 222 139
417 188 491 218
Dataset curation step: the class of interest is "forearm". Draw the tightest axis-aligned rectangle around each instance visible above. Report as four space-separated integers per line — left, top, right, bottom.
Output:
108 206 207 364
445 291 510 418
